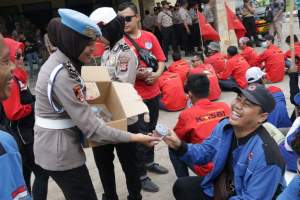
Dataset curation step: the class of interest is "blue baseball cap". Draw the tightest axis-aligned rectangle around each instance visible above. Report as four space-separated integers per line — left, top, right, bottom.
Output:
58 8 101 40
294 92 300 106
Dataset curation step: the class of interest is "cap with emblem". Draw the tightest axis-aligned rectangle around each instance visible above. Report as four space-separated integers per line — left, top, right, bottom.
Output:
207 42 220 51
246 67 266 83
90 7 117 25
58 8 101 40
233 84 275 113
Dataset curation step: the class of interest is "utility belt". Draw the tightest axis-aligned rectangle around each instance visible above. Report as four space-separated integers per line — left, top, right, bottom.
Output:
35 116 75 129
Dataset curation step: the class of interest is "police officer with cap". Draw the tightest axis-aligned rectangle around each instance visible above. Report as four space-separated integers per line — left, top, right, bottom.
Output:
90 7 138 84
90 7 142 200
34 8 159 200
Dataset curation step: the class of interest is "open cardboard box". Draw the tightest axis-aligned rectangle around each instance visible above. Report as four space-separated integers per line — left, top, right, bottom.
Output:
81 66 149 147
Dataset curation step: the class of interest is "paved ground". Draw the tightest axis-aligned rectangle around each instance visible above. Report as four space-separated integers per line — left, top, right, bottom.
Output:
31 18 300 200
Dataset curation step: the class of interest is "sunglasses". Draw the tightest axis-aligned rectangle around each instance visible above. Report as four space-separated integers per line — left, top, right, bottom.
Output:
124 15 136 22
191 59 200 63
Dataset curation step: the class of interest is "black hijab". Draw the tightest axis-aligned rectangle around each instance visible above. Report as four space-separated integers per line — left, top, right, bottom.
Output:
99 15 125 48
47 17 93 71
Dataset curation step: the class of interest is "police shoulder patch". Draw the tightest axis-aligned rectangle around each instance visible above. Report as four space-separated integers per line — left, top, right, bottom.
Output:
118 55 130 72
73 84 85 103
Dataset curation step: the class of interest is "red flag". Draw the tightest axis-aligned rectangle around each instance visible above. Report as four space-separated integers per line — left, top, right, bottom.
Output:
225 3 246 39
198 11 220 41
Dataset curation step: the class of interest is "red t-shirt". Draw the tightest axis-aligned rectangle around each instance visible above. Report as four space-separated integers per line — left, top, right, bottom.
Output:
190 64 221 101
124 31 166 100
168 59 190 85
158 71 187 111
219 54 249 88
285 44 300 71
204 52 226 74
174 99 230 176
257 44 285 83
240 46 259 67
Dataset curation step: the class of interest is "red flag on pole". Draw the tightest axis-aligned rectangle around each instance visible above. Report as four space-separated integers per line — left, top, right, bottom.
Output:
225 3 246 39
197 11 220 41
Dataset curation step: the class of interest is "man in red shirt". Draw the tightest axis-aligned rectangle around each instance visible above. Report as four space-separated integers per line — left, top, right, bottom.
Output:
284 35 300 71
256 34 285 83
158 71 187 111
190 55 221 101
167 51 190 85
239 37 260 67
204 42 226 74
118 2 168 192
170 74 230 177
218 46 249 90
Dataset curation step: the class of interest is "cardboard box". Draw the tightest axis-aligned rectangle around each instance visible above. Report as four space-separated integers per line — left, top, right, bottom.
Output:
81 66 149 147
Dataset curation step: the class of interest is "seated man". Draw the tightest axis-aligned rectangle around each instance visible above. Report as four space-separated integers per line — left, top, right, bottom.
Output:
190 55 221 101
278 91 300 173
170 74 230 177
246 67 292 129
168 51 190 85
164 84 285 200
204 42 226 74
158 71 187 111
218 46 249 91
284 35 300 71
256 34 285 83
239 37 260 67
277 128 300 200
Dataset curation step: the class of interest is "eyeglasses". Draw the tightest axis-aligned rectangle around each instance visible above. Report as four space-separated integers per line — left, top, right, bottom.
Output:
191 59 200 63
124 15 136 22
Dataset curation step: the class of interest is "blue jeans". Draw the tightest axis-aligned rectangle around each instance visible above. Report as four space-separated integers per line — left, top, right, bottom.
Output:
169 148 193 177
219 78 239 91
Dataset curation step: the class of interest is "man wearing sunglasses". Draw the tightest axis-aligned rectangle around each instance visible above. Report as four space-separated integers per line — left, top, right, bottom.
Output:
118 2 168 193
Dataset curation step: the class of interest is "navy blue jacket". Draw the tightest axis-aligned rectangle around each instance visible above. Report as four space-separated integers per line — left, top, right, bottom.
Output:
0 130 31 199
178 119 286 199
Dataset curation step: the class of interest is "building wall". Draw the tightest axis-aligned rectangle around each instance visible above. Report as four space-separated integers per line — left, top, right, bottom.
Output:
0 0 64 11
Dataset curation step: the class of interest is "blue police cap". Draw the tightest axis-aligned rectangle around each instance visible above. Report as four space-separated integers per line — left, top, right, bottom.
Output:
58 8 101 40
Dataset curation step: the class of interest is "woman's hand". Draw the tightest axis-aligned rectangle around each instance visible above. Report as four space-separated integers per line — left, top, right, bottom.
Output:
130 133 161 147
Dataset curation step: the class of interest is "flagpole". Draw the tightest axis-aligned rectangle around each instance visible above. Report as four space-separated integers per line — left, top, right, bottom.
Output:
197 9 205 58
289 0 296 69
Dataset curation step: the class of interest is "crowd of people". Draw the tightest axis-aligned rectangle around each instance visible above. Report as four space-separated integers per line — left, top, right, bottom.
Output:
142 0 214 58
2 0 300 200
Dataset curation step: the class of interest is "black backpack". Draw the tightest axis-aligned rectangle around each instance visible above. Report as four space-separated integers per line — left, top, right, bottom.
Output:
125 33 158 72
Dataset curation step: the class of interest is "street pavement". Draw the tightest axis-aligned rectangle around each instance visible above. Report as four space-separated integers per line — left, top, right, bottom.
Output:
38 18 300 200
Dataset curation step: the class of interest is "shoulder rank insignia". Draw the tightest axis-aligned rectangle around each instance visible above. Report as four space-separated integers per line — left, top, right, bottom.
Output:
64 62 81 82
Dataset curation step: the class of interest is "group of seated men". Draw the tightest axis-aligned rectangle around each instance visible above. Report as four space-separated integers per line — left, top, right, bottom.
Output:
158 34 300 199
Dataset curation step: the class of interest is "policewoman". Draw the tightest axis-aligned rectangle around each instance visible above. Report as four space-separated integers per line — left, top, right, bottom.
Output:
34 9 158 200
90 7 142 200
